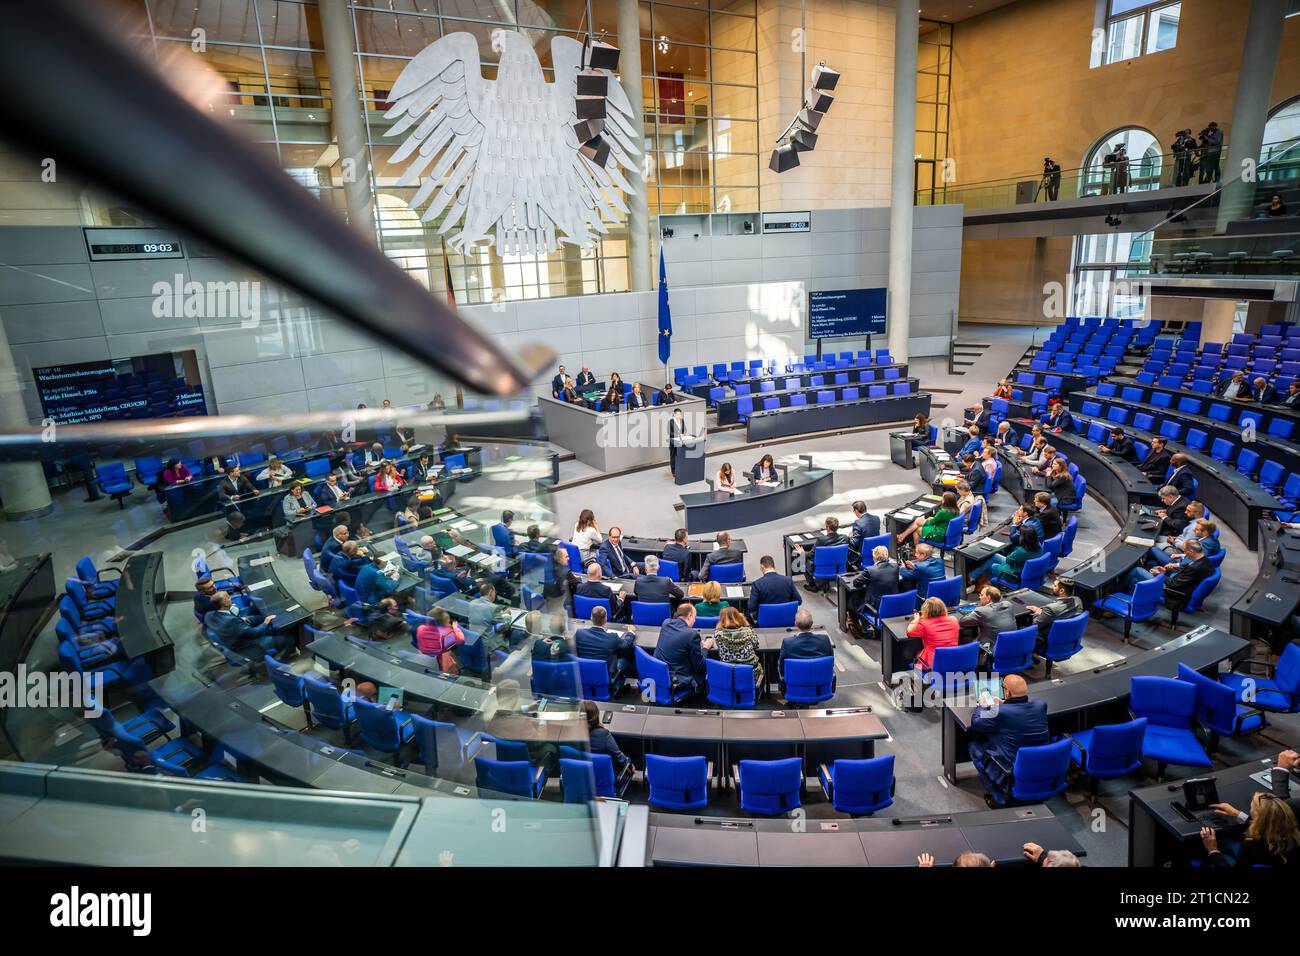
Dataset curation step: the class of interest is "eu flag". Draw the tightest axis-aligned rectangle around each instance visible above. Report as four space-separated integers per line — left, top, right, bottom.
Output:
657 245 672 365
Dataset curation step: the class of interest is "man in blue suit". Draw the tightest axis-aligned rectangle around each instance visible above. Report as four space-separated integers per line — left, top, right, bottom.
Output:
430 553 475 594
848 500 881 566
574 605 636 688
654 604 713 694
204 591 294 657
899 543 944 593
599 526 640 577
777 608 835 695
490 509 516 558
661 528 693 578
968 674 1050 806
849 545 899 614
355 554 400 606
747 555 801 621
1165 454 1196 499
632 554 683 607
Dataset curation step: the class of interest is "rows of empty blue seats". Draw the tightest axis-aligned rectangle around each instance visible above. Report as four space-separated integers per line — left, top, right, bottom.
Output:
1092 382 1296 440
1140 329 1300 393
733 381 915 421
1031 319 1145 378
673 350 894 388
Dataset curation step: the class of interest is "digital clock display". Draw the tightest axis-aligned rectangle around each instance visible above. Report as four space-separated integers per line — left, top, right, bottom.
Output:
90 243 179 255
83 228 184 261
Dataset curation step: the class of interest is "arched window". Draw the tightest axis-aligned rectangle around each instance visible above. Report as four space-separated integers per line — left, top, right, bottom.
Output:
1263 96 1300 164
1079 127 1161 197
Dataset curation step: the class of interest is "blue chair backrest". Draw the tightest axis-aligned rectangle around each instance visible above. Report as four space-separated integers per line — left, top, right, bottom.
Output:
706 658 756 708
577 657 612 700
1009 739 1073 801
929 641 979 679
521 551 554 586
303 677 353 729
573 594 611 619
645 754 709 809
409 714 465 773
531 660 580 699
1044 612 1087 662
756 601 799 627
635 645 676 704
1081 718 1147 777
474 757 536 798
875 589 919 622
631 601 672 626
1018 553 1051 591
811 544 849 579
354 698 406 752
1131 675 1196 727
709 562 745 583
266 656 306 707
1237 448 1260 474
827 755 895 815
783 656 835 703
926 576 962 608
1183 568 1221 614
738 758 803 815
658 558 681 581
991 626 1037 674
559 755 617 802
1176 662 1237 735
1130 574 1165 617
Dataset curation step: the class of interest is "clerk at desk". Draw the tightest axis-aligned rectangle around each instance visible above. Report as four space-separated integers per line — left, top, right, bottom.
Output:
751 453 778 483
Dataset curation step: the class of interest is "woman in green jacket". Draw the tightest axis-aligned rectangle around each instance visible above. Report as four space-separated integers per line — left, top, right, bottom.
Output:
971 526 1042 585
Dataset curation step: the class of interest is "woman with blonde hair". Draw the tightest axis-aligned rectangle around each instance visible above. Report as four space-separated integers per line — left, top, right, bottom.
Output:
713 606 763 692
696 580 730 618
374 460 405 493
1202 791 1299 867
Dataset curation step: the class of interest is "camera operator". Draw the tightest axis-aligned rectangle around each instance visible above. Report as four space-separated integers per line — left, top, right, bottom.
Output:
1199 121 1223 183
1171 128 1196 187
1041 157 1061 201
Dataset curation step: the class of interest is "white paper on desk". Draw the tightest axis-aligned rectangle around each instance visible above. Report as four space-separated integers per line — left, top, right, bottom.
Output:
248 555 275 567
976 537 1003 549
606 581 624 592
725 586 744 600
247 579 275 592
447 545 474 558
1124 535 1157 547
467 553 492 565
452 520 476 531
285 604 301 612
894 510 920 520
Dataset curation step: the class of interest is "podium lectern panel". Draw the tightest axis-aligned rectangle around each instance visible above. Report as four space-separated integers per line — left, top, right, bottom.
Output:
675 436 706 485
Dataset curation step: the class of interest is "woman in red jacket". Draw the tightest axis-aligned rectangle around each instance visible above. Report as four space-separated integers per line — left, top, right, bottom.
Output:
415 607 465 673
906 596 960 670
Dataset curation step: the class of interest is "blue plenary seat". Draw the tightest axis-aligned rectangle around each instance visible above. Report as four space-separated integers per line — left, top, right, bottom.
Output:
636 645 690 705
1130 675 1212 775
1219 643 1300 714
706 658 756 708
983 738 1073 806
857 589 917 638
1042 612 1087 676
531 660 581 700
782 655 834 704
354 698 415 762
646 754 710 810
1095 573 1164 642
573 594 611 620
756 601 799 627
818 755 895 815
735 757 803 816
709 561 745 583
1067 717 1147 791
475 757 547 798
921 641 979 697
96 463 134 508
1175 662 1265 751
990 625 1037 675
811 544 849 586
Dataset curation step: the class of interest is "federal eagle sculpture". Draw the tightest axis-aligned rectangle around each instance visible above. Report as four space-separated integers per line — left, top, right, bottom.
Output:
384 28 640 255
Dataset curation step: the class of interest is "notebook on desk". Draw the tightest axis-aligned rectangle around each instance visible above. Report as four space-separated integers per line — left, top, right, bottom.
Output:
1124 535 1157 547
725 586 745 600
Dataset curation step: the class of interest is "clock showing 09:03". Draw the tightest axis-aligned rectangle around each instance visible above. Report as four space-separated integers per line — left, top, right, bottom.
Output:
83 228 185 261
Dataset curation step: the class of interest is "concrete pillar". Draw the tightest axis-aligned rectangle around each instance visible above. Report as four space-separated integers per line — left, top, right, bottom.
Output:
886 0 918 363
1200 299 1237 345
1216 0 1287 231
319 0 376 242
618 0 652 292
0 311 52 520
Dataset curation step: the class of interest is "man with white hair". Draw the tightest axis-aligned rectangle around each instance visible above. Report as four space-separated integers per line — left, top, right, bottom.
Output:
1023 843 1081 867
575 562 628 622
633 553 684 607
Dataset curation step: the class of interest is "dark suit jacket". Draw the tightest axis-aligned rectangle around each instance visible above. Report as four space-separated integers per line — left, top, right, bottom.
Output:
633 574 683 605
849 512 882 549
1158 495 1192 537
1167 467 1196 499
574 625 635 678
778 630 833 673
575 580 618 608
1038 505 1063 541
627 390 650 410
1035 594 1083 639
1138 448 1172 483
667 416 686 447
966 409 992 433
654 618 706 686
851 560 900 610
589 726 630 772
965 462 987 495
1107 435 1139 464
805 532 849 566
551 373 566 397
751 463 778 482
661 542 692 569
969 697 1050 787
1252 385 1277 404
1283 391 1300 409
1166 556 1214 609
746 570 801 618
598 539 637 577
1046 407 1073 432
203 608 272 649
575 371 596 389
701 547 745 581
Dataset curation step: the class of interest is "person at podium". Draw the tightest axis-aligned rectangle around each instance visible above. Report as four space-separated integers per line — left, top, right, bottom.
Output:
668 407 687 477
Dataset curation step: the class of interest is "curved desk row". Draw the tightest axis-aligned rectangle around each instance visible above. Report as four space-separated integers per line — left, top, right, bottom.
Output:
1063 401 1282 549
716 371 914 425
1105 375 1300 438
281 475 465 554
940 625 1250 783
620 534 749 577
745 392 930 442
1013 368 1092 396
647 804 1084 867
1229 519 1300 645
1015 424 1160 515
691 361 909 402
114 552 175 676
681 466 834 534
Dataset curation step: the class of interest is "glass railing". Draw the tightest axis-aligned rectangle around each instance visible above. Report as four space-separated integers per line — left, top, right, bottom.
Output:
918 140 1300 210
1122 231 1300 279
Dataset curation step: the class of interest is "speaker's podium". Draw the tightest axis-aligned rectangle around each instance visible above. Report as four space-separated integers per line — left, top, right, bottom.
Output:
674 435 706 485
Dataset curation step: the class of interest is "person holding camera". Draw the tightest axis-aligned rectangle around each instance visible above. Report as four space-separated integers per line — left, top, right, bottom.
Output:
1171 129 1196 186
1199 121 1223 183
1041 157 1061 201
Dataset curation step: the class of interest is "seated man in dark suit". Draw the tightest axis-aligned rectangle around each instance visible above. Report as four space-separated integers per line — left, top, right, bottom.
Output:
1136 435 1172 484
1161 539 1215 617
968 674 1050 806
1098 426 1138 464
1165 454 1196 499
576 563 628 622
1218 369 1248 399
746 554 801 621
548 545 581 606
700 531 744 582
849 545 899 618
777 608 835 696
797 516 849 592
1025 578 1082 652
964 403 992 434
319 524 350 573
1283 381 1300 409
551 364 567 399
661 528 693 574
331 540 370 584
598 525 640 578
573 605 636 689
1033 492 1063 542
203 590 294 657
961 452 987 496
575 365 596 390
1249 376 1277 405
632 554 683 607
489 509 516 557
1154 485 1193 538
653 604 713 695
847 499 882 566
1043 402 1073 433
430 553 475 594
518 524 549 553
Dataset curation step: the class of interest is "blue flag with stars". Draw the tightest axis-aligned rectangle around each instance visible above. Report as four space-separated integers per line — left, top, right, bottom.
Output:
657 245 672 365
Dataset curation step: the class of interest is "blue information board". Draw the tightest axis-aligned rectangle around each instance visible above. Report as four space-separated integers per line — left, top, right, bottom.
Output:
808 288 887 339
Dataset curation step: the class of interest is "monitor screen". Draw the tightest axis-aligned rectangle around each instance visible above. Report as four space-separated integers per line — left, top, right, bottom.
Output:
33 351 207 424
808 288 887 339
